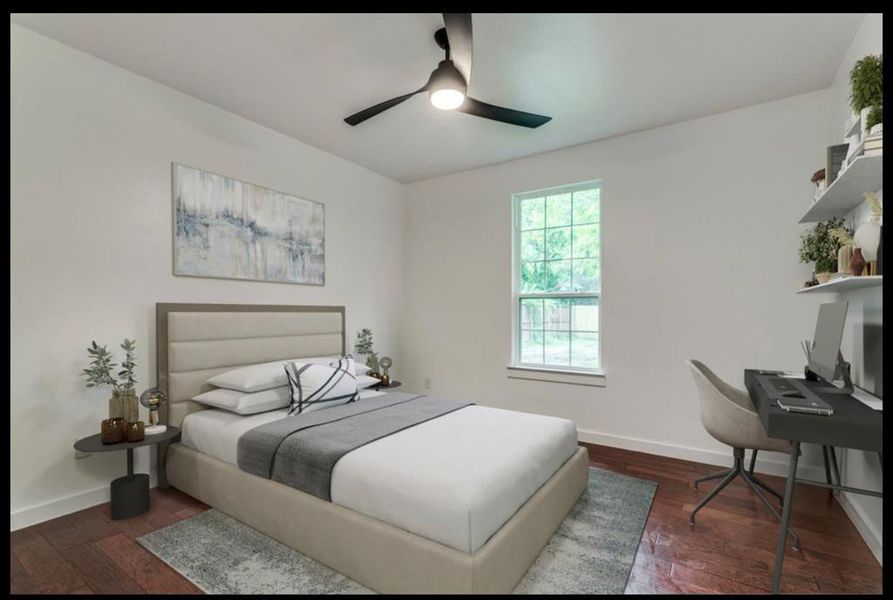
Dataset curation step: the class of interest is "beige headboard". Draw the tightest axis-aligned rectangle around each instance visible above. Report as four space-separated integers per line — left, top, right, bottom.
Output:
156 303 345 428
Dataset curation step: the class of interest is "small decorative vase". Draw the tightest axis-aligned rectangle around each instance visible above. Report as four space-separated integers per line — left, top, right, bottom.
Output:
120 389 139 424
126 421 145 442
108 391 125 420
101 417 127 444
837 245 853 274
815 271 832 284
849 248 867 276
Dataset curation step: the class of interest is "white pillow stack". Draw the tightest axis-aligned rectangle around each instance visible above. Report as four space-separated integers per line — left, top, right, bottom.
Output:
193 355 375 416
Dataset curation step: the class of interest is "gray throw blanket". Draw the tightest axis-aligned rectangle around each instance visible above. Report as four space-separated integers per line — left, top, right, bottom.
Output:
237 392 473 500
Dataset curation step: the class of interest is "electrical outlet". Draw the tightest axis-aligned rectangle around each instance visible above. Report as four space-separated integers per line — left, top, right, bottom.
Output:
75 440 92 460
423 378 431 390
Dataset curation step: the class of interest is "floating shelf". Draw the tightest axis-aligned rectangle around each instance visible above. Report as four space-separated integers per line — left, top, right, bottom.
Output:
799 155 883 223
797 275 882 294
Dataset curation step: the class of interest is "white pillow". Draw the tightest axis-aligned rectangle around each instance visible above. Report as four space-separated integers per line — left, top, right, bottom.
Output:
285 357 359 415
354 361 372 375
207 355 362 393
192 386 291 415
356 374 380 390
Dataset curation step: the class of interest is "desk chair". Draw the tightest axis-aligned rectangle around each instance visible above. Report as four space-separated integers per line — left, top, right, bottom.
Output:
685 359 800 549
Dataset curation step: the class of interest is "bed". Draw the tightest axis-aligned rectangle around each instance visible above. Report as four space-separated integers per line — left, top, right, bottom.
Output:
157 303 589 594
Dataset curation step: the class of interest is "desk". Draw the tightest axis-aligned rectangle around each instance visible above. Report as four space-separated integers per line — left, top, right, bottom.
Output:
744 370 882 594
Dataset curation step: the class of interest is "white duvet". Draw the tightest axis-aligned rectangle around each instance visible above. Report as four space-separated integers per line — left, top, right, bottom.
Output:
180 399 578 553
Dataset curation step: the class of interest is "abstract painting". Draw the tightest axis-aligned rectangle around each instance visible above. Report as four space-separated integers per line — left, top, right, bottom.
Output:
173 164 325 285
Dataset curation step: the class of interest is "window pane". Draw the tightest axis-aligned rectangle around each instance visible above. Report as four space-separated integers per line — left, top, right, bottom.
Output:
544 260 572 292
520 229 545 262
545 227 572 260
520 298 544 330
572 224 599 258
544 298 571 331
572 298 599 332
572 258 600 292
573 188 600 224
520 197 545 230
520 330 544 364
520 262 545 292
571 332 599 368
544 331 570 366
546 193 572 227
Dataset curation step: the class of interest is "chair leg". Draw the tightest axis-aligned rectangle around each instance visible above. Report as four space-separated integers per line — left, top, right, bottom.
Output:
693 468 731 489
749 474 785 505
690 460 741 526
748 449 757 476
741 470 800 551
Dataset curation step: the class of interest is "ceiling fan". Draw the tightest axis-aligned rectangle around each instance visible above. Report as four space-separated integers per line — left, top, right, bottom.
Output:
344 14 551 129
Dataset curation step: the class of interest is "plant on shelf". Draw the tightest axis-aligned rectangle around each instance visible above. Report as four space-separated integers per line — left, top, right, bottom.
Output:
849 55 882 114
799 217 846 283
82 339 140 422
354 328 380 376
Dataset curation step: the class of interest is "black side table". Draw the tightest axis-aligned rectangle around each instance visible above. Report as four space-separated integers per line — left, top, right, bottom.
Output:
74 427 181 519
372 380 402 391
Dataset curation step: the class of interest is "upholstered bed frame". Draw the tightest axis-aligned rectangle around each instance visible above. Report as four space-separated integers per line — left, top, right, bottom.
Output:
156 302 589 594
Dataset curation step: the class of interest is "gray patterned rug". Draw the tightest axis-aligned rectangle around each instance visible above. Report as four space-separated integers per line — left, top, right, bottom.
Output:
138 468 656 594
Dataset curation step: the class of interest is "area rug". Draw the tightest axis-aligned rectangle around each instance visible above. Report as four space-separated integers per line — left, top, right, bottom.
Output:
137 468 656 594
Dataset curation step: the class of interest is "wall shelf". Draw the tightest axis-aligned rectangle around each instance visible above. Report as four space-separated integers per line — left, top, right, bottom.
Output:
799 155 883 223
796 275 882 294
844 114 861 139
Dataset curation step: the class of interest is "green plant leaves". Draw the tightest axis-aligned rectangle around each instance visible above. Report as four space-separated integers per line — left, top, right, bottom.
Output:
850 54 882 113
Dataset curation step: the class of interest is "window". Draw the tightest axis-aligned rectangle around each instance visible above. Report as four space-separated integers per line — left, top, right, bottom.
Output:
512 181 601 373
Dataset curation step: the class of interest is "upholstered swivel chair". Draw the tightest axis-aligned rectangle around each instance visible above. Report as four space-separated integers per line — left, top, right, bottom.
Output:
685 359 799 550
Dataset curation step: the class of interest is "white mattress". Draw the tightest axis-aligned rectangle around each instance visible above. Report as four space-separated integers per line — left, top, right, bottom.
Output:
180 400 578 553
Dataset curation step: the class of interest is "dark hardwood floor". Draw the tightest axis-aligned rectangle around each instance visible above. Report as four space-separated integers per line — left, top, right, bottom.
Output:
10 443 883 594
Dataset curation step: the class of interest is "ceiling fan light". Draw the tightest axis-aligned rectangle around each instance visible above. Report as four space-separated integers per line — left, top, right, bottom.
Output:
430 88 465 110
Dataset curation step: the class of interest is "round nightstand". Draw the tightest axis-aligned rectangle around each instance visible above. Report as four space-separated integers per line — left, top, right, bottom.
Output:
74 426 181 519
372 380 402 391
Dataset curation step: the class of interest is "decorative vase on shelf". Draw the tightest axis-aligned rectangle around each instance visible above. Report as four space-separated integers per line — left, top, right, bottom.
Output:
837 245 853 274
849 248 867 276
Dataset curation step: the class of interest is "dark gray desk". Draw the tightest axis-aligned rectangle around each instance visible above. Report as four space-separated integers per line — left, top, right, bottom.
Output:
744 370 882 593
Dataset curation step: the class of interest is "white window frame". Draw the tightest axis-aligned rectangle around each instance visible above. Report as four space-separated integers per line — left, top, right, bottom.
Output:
508 180 605 384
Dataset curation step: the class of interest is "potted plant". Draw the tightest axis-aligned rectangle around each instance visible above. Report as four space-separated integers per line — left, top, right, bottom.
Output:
354 328 380 377
82 339 139 423
799 218 846 284
850 54 882 135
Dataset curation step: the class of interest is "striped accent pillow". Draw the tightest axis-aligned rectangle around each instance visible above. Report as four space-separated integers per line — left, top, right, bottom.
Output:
284 357 359 416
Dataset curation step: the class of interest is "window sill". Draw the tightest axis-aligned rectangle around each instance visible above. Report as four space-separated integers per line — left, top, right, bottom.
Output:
506 365 606 388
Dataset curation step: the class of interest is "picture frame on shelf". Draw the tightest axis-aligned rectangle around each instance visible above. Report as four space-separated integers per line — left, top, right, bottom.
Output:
826 143 849 185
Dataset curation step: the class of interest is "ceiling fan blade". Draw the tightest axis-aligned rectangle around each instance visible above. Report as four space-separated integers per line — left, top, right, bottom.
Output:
442 13 473 83
457 97 552 129
344 86 427 126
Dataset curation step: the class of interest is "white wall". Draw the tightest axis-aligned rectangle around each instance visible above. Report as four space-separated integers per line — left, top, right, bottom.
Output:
823 13 883 563
10 24 406 528
401 89 838 479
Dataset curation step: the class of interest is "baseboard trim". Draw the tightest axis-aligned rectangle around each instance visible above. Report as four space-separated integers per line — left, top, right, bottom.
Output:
837 491 883 565
11 474 158 531
577 427 827 481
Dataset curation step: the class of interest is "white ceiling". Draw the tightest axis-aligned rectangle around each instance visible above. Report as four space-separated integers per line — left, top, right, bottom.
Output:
13 13 864 183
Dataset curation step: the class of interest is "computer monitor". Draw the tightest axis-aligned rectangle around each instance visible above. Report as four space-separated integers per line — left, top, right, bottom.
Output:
808 301 848 383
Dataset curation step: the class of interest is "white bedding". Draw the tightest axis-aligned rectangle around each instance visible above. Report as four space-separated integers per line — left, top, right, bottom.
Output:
180 397 578 553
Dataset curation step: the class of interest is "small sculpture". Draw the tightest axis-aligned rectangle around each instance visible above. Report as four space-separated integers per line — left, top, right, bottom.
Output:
379 356 393 386
140 387 168 434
